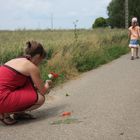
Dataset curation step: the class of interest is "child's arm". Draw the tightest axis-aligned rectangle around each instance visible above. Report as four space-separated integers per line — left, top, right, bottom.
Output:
128 29 131 38
138 26 140 38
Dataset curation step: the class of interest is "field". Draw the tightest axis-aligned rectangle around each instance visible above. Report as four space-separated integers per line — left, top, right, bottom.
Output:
0 29 129 85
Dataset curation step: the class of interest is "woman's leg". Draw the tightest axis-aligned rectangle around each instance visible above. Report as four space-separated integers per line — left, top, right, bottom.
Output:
0 113 17 125
13 94 45 120
25 94 45 111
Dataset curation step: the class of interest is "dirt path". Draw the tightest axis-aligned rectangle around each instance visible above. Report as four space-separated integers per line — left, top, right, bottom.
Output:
1 53 140 140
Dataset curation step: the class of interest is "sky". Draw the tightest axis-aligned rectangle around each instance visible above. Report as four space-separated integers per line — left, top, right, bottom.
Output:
0 0 111 30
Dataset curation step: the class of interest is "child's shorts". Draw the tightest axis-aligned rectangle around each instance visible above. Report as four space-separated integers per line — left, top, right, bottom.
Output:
129 40 139 48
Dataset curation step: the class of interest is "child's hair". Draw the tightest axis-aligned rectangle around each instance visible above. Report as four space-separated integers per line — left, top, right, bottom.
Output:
131 17 138 28
132 17 137 23
25 41 47 59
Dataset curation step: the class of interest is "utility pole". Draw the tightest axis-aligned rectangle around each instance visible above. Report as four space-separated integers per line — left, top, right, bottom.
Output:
51 13 53 30
125 0 129 28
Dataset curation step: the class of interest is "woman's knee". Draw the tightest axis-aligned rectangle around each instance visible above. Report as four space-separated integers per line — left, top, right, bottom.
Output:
36 94 45 105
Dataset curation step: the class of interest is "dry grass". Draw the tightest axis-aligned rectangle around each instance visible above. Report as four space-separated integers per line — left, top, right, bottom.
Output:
0 29 129 84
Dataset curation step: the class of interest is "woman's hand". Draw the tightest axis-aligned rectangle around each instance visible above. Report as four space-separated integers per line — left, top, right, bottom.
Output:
45 80 53 87
45 80 53 94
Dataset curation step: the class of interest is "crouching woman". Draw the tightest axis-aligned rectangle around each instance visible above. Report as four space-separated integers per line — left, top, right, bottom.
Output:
0 41 51 125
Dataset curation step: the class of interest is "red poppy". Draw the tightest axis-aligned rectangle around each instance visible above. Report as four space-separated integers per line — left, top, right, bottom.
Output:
62 112 71 116
50 72 59 78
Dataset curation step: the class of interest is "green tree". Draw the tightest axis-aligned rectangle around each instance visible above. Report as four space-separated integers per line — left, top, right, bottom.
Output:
129 0 140 24
92 17 107 28
107 0 140 28
107 0 125 28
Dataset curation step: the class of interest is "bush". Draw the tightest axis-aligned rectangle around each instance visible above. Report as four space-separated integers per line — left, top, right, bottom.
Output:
92 17 108 28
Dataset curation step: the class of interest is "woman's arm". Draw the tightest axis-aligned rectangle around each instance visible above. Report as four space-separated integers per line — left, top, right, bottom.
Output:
28 64 50 95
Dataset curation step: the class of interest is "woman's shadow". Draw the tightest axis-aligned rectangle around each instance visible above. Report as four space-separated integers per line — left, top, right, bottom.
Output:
15 104 67 125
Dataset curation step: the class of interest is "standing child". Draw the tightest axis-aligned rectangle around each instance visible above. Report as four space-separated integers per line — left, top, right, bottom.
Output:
128 17 140 60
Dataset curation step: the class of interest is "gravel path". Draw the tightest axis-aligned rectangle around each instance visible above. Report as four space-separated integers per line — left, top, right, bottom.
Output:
1 53 140 140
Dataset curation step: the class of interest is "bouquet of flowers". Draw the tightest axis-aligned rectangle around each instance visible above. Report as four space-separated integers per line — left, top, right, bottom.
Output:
48 72 59 79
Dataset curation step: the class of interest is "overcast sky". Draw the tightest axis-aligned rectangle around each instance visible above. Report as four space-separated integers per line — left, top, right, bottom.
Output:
0 0 111 30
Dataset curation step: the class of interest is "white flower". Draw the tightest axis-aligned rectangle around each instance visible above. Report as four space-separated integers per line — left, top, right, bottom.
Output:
48 74 53 79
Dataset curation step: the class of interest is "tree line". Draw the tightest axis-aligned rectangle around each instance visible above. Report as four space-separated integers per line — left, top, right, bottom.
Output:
92 0 140 28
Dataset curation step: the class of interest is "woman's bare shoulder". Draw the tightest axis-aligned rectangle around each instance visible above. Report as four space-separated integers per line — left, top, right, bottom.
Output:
5 58 30 66
5 58 39 76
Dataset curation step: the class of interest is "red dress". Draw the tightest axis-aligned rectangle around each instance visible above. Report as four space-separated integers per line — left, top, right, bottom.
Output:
0 65 38 113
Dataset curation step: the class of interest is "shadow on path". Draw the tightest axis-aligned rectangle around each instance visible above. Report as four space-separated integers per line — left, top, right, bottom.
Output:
15 104 67 126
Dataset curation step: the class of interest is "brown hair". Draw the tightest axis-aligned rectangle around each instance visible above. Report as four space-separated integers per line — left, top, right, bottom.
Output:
25 41 47 58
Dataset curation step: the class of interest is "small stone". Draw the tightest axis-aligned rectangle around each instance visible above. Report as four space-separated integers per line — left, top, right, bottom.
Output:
120 132 124 135
66 93 70 96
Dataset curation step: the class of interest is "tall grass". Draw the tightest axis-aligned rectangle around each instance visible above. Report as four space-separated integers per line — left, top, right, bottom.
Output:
0 29 129 85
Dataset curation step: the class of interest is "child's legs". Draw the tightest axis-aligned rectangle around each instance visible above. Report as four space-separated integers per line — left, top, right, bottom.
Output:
131 47 134 56
136 47 139 56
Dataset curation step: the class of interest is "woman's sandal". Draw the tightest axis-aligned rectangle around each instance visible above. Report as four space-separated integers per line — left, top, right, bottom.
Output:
0 114 17 125
13 113 36 120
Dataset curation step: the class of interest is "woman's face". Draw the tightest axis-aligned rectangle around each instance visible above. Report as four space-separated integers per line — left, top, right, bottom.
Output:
31 54 44 66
